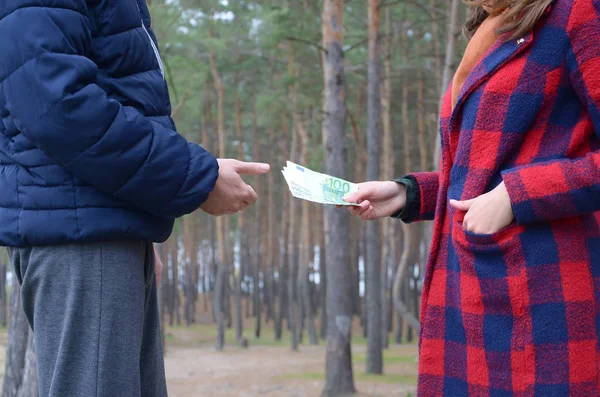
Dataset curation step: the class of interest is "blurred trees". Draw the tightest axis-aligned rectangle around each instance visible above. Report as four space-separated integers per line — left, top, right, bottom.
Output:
1 0 468 395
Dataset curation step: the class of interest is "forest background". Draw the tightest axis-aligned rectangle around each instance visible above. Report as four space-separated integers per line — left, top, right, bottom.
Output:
0 0 468 396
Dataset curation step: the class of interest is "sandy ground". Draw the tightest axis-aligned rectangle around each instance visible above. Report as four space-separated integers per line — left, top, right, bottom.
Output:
164 344 417 397
0 326 418 397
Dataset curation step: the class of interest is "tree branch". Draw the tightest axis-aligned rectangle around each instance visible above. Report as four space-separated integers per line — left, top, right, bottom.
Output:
344 103 368 164
171 92 190 121
285 36 328 54
381 0 447 15
392 224 421 333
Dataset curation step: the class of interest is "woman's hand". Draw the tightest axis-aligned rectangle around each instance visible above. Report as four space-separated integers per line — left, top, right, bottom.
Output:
449 181 515 234
342 181 406 220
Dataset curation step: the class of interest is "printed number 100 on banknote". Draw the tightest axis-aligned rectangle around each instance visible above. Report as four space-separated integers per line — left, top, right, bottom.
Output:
321 177 353 204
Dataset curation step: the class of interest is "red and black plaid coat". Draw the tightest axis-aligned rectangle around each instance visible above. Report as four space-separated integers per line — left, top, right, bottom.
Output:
411 0 600 395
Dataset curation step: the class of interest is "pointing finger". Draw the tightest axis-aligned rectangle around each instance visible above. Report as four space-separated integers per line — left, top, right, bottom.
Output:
235 161 271 175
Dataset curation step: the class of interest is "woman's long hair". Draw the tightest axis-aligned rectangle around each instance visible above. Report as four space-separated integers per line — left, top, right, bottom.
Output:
463 0 555 40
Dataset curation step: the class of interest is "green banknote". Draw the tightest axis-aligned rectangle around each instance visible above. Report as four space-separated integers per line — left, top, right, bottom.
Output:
281 161 359 206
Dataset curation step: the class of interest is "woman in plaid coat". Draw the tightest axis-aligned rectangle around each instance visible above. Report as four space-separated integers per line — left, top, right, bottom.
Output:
345 0 600 395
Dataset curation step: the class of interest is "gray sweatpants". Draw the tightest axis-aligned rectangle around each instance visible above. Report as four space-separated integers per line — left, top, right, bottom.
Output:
9 240 168 397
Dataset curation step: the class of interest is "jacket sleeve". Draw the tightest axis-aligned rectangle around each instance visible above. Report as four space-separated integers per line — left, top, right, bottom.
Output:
392 172 439 223
501 0 600 225
1 1 219 219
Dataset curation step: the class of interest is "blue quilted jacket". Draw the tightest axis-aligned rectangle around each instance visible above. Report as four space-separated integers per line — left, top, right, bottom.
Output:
0 0 219 247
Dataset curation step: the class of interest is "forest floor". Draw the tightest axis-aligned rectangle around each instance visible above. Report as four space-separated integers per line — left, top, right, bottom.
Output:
162 320 418 397
0 319 419 397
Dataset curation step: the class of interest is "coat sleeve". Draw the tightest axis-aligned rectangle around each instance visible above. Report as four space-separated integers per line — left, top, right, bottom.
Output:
393 172 439 223
501 0 600 225
1 1 218 219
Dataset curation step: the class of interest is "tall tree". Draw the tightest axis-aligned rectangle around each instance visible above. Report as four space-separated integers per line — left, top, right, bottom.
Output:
235 84 246 345
276 113 291 341
183 217 195 327
171 235 181 326
318 208 327 340
435 0 462 168
321 0 356 395
286 41 300 351
157 243 169 355
3 281 37 397
0 263 7 327
209 2 228 351
293 51 319 347
365 0 383 375
253 103 263 340
380 6 395 350
18 333 38 397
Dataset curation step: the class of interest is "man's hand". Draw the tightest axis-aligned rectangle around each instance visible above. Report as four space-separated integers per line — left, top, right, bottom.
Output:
449 181 515 234
200 159 270 216
342 181 406 220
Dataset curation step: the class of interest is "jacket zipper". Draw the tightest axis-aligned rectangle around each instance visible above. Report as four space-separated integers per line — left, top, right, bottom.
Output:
141 23 165 79
136 3 165 79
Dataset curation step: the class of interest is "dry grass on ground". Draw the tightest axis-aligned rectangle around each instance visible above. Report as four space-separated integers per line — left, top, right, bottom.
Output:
0 321 419 397
164 323 418 397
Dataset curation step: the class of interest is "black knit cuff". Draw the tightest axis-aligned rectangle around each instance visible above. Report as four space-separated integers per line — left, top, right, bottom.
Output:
391 175 420 223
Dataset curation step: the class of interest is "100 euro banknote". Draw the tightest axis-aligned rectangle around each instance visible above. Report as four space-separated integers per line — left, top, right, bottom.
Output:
282 161 359 206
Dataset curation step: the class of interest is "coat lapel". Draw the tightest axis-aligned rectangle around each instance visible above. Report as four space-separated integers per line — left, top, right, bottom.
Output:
447 30 535 160
455 31 534 117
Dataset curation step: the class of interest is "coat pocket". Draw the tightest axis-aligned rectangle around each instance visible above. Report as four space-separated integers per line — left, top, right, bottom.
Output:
453 219 521 252
450 214 529 319
447 217 531 386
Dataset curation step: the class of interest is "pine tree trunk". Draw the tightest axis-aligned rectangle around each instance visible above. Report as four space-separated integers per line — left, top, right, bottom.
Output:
172 236 181 326
392 224 421 333
435 0 462 168
405 268 413 343
224 249 233 330
417 44 428 173
209 3 228 350
321 1 356 394
365 0 383 375
254 200 262 339
299 204 318 345
201 84 212 316
191 213 199 324
430 0 443 93
395 312 403 344
157 243 169 355
235 254 244 345
266 119 280 341
234 84 245 345
287 158 299 349
167 237 175 327
183 217 194 327
3 281 31 397
349 84 366 321
286 51 300 351
319 209 327 340
17 332 38 397
380 5 393 352
277 113 291 340
0 263 7 327
213 257 225 351
275 181 289 341
202 227 209 314
292 57 318 346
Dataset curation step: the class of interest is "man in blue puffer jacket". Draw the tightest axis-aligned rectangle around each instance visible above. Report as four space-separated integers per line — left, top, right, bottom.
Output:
0 1 270 396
